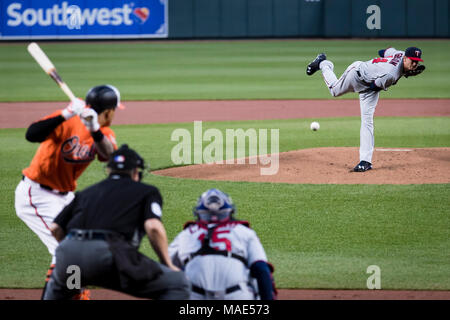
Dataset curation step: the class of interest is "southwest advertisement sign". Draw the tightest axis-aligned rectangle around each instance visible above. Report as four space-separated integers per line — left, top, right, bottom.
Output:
0 0 168 39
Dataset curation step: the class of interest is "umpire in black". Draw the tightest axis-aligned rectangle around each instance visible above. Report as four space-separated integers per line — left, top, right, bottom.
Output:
43 144 190 300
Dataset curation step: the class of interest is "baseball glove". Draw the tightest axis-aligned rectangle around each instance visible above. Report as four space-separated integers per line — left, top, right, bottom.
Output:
404 65 425 78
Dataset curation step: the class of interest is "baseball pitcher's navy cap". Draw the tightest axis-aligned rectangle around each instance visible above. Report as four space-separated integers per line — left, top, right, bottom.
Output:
405 47 423 62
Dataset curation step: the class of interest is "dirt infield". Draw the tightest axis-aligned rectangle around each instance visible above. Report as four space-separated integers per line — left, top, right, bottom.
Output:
154 147 450 184
1 288 449 300
1 98 449 128
2 98 449 300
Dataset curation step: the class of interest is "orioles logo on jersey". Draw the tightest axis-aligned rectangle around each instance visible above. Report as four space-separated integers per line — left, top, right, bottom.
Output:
61 136 96 163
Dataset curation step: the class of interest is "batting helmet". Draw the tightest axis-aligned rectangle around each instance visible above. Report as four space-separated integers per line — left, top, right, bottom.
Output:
85 84 122 114
193 189 235 223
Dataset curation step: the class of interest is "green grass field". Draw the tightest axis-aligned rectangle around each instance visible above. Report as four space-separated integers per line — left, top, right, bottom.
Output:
0 40 449 290
1 39 449 101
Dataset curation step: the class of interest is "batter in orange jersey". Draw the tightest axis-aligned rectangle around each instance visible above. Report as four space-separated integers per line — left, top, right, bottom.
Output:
23 109 117 192
15 85 122 299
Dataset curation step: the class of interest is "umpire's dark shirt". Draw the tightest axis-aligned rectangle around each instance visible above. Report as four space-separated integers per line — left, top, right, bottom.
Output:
54 173 163 246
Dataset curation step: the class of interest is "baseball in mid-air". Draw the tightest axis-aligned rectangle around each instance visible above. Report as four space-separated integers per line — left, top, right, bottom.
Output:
310 121 320 131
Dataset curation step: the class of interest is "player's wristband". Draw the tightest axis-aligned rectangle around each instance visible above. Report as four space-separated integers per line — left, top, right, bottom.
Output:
91 129 104 142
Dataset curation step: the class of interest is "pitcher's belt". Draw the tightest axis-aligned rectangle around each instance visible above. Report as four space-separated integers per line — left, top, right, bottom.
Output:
356 70 372 86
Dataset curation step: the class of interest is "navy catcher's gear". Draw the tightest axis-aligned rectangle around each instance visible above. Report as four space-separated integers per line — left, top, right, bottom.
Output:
250 261 277 300
193 189 235 223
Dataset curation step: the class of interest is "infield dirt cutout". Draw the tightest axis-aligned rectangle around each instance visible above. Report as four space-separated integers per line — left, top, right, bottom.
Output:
153 147 450 184
2 98 449 300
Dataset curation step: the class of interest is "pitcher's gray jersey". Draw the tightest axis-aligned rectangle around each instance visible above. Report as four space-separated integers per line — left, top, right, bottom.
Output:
309 45 423 170
318 47 406 164
359 47 404 90
169 221 268 299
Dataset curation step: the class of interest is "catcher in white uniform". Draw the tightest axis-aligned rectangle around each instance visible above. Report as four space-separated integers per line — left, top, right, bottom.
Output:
169 189 276 300
306 46 425 172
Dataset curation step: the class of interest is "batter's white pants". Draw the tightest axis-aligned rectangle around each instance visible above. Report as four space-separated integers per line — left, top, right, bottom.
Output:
15 176 74 265
320 60 380 163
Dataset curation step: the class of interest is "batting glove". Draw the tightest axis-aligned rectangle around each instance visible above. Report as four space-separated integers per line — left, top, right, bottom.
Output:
80 108 100 132
62 98 86 120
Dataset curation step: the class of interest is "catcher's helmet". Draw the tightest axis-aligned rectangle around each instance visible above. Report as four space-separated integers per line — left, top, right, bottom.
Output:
107 144 146 180
85 84 122 114
193 189 235 223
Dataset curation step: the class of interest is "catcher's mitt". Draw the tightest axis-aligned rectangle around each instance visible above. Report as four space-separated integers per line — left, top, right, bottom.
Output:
404 65 425 78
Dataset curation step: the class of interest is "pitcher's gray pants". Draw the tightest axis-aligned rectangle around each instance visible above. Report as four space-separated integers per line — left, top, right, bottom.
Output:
320 60 380 163
43 238 189 300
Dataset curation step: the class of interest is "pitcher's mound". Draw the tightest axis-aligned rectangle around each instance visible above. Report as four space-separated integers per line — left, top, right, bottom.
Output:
153 147 450 184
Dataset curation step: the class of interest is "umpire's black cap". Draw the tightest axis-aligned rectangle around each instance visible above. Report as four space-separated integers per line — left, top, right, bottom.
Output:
107 144 145 171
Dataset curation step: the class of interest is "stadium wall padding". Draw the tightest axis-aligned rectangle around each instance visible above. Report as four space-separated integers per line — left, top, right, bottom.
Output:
168 0 449 39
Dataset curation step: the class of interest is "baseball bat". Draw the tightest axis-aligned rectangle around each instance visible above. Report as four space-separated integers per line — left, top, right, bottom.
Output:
27 42 77 102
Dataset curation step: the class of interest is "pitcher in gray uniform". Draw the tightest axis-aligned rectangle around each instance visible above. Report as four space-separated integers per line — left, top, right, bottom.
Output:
306 47 425 172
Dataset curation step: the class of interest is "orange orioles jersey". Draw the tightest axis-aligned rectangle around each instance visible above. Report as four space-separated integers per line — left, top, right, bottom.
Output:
23 110 117 192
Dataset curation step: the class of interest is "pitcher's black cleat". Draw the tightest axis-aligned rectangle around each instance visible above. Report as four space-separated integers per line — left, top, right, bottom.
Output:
306 53 327 76
353 161 372 172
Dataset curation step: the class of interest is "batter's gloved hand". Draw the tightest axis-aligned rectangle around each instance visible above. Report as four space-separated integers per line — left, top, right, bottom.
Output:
404 64 426 78
62 98 86 120
81 108 100 132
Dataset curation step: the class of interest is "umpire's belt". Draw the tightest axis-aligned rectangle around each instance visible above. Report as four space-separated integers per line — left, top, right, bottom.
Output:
67 229 124 241
191 284 244 297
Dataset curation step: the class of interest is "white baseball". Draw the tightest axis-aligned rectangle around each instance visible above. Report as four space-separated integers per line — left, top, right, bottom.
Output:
310 121 320 131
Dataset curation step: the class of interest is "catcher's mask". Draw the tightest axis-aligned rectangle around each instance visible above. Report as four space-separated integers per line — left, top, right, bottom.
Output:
193 189 235 223
107 144 146 181
85 84 124 114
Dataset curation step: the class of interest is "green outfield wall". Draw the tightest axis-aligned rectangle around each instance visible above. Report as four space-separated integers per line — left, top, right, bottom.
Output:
168 0 449 38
